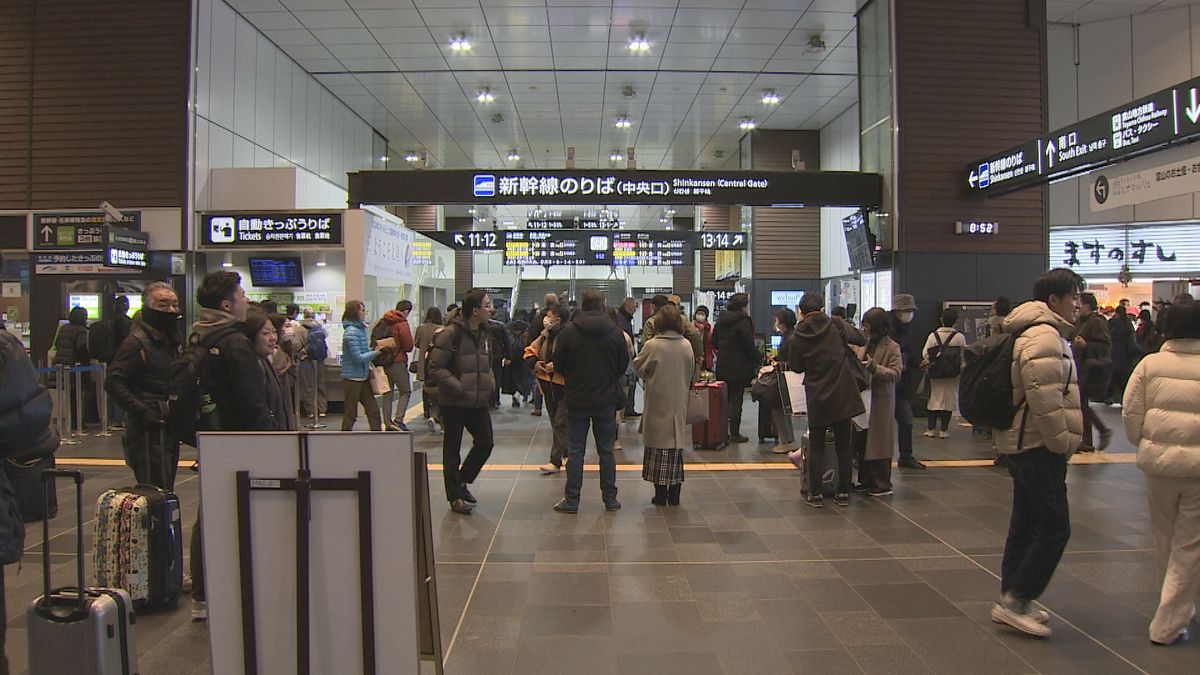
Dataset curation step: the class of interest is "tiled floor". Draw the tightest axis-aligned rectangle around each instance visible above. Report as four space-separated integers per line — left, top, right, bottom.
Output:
7 401 1199 674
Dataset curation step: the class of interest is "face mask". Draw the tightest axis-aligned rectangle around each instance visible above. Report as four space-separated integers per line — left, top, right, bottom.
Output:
142 307 182 334
897 311 915 324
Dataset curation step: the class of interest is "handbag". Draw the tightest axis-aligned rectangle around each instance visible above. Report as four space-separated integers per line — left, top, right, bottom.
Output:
750 369 781 406
844 345 869 392
368 365 390 396
686 387 710 424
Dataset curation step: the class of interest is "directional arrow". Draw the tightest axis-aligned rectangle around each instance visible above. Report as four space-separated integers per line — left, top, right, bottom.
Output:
40 225 54 243
1045 139 1057 169
969 170 978 188
1187 87 1200 124
453 233 466 247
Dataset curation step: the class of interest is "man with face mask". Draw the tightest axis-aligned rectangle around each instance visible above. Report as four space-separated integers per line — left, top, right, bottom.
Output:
106 281 184 489
889 294 926 469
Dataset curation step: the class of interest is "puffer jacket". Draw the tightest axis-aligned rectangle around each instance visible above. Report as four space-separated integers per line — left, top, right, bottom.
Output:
53 321 89 365
426 316 495 409
711 310 759 385
190 308 272 432
555 310 630 409
994 301 1083 456
0 330 59 461
105 323 180 423
341 320 377 381
1123 339 1200 477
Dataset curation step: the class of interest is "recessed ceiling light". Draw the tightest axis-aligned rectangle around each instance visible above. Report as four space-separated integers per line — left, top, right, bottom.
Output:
609 151 624 162
449 33 471 52
506 150 520 161
739 118 757 131
614 116 632 129
476 88 494 103
761 90 780 105
404 151 419 162
379 155 389 162
628 33 650 52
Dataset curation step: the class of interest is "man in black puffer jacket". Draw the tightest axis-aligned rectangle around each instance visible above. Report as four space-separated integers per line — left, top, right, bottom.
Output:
0 326 60 672
106 281 182 489
712 292 760 443
551 289 630 513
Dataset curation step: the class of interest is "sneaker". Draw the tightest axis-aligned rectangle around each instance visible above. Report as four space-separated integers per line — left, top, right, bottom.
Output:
787 448 804 471
730 433 750 443
539 463 561 475
805 494 824 509
867 488 894 497
990 603 1051 638
530 408 542 417
604 500 622 512
461 486 477 504
396 421 410 432
613 440 623 451
1076 443 1096 453
851 483 869 493
182 574 193 594
922 430 937 438
897 457 927 470
1097 429 1112 452
769 443 792 454
553 499 578 514
426 417 437 433
191 599 208 622
626 411 642 418
450 499 473 515
512 398 521 408
834 492 850 507
939 431 949 439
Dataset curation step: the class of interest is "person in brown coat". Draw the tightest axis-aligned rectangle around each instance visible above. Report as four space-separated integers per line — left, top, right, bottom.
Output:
852 308 902 496
785 292 866 508
1071 292 1112 451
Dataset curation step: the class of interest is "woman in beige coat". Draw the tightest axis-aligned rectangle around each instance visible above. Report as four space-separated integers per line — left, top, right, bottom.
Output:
634 305 697 506
1123 301 1200 646
852 308 903 496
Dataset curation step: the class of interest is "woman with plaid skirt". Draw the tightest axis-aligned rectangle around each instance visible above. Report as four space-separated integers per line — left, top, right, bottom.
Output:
634 304 699 506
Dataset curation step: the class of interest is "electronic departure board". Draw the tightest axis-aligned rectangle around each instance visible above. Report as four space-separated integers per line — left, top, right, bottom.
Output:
611 232 690 266
503 231 611 266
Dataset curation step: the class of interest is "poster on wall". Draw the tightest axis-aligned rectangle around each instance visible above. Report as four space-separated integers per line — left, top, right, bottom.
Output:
363 215 415 283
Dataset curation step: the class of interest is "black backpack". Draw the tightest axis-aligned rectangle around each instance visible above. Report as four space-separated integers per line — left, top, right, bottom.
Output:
926 330 962 379
958 323 1049 430
370 318 396 367
305 323 328 362
88 320 117 363
165 327 239 448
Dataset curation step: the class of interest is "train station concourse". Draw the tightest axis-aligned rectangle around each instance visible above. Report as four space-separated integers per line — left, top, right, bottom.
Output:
4 0 1200 673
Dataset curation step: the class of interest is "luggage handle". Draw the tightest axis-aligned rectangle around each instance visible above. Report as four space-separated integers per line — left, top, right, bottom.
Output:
40 469 85 613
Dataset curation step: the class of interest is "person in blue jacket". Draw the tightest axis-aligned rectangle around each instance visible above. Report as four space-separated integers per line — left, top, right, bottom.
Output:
341 300 388 431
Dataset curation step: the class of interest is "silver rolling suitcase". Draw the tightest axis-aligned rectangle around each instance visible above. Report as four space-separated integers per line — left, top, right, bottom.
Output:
27 469 139 675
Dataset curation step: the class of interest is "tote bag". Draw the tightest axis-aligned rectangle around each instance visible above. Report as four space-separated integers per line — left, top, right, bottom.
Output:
369 365 390 396
686 387 710 424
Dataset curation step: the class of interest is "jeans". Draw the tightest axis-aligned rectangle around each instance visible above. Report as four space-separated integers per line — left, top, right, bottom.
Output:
927 410 952 432
381 362 412 425
895 392 915 460
807 418 854 494
543 382 569 467
441 406 494 502
123 422 180 490
1001 447 1071 602
563 406 618 507
342 379 382 431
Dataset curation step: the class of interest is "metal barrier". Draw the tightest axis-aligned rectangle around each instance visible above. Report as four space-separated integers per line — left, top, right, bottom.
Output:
94 362 112 437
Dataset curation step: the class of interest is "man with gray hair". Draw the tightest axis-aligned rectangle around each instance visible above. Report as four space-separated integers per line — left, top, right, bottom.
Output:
105 281 183 488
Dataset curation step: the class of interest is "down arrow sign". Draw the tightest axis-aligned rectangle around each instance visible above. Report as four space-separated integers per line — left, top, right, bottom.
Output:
1186 87 1200 125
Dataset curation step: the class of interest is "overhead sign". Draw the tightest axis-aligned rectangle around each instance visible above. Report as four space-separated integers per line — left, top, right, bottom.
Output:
429 229 746 256
1049 224 1198 276
1089 155 1200 211
424 231 502 250
968 76 1200 196
34 251 131 275
33 211 141 250
503 231 611 267
349 169 883 208
199 212 343 247
525 208 625 230
697 231 747 251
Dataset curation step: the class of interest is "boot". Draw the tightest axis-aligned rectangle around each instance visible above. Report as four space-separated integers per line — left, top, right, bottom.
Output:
667 484 681 506
651 484 668 506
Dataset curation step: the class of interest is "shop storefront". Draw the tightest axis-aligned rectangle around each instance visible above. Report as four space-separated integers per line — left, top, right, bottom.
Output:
1049 221 1200 308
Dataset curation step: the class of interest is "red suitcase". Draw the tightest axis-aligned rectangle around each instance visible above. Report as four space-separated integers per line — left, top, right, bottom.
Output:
692 381 729 449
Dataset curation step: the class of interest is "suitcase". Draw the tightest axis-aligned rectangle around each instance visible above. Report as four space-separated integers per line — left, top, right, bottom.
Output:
94 429 184 610
758 403 777 443
28 469 139 675
4 455 57 522
692 381 729 449
799 429 837 498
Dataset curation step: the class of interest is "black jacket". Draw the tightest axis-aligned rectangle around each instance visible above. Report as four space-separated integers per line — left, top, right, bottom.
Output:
0 331 59 461
554 310 630 410
427 317 496 409
259 357 296 431
889 313 921 396
189 309 273 431
712 310 759 386
616 307 635 339
786 312 866 427
53 321 89 365
105 323 180 425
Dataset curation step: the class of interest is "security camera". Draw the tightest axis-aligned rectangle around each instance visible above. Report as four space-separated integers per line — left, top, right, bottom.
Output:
99 201 125 223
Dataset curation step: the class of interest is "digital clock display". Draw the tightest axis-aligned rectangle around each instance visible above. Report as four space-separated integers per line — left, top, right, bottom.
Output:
955 221 999 235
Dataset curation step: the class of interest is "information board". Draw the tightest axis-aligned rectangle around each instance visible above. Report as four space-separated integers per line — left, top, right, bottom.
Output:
200 212 343 247
611 232 690 266
502 231 611 266
968 76 1200 195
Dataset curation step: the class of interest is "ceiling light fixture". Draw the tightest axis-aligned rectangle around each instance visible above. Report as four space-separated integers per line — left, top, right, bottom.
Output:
506 150 520 162
609 151 624 162
404 151 420 162
739 118 757 131
805 35 827 54
628 33 650 52
316 252 328 268
379 155 389 162
664 207 676 216
761 90 780 105
449 33 472 52
221 252 233 268
614 116 632 129
476 88 494 103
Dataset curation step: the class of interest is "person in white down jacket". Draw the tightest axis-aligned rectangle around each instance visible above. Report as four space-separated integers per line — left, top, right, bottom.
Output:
1123 299 1200 646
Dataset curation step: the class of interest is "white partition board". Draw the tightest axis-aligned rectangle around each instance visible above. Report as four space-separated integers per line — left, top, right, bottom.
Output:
198 431 418 675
